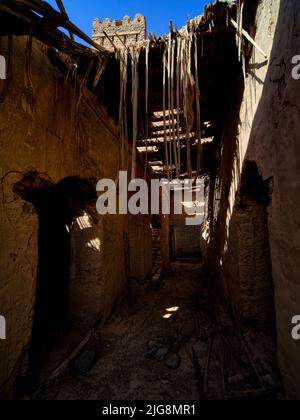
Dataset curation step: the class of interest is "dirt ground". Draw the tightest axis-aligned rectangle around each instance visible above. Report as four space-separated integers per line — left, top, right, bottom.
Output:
30 260 283 400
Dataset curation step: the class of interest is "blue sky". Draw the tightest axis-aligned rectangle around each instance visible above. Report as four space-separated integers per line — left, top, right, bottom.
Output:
47 0 207 37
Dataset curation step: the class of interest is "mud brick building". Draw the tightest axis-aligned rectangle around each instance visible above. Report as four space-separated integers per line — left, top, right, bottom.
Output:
0 0 300 401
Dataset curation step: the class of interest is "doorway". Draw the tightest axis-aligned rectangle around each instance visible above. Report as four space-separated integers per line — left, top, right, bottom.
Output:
13 173 96 379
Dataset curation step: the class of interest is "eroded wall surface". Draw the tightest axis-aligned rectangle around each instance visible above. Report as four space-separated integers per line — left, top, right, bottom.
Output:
207 0 300 398
0 37 151 397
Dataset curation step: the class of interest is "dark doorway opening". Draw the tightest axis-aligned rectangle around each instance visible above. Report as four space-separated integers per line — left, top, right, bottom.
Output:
13 172 96 384
31 183 72 356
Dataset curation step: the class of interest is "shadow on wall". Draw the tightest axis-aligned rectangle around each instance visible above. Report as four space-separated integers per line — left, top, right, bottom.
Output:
207 0 280 319
207 71 245 262
206 0 264 266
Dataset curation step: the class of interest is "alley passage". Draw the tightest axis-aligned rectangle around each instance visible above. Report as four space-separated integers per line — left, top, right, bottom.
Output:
32 262 282 400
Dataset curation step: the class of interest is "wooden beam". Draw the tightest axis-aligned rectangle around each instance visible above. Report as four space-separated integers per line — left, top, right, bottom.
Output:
55 0 74 40
2 0 108 55
103 30 119 51
139 135 214 146
231 18 267 59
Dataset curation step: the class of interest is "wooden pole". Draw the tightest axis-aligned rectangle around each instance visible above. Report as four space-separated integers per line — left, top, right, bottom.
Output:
176 37 182 173
167 27 173 179
55 0 74 40
145 41 150 179
163 49 170 181
231 19 267 59
194 33 203 173
171 39 179 178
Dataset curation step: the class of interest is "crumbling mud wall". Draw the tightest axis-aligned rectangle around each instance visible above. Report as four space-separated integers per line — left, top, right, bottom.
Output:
0 37 152 397
206 0 300 398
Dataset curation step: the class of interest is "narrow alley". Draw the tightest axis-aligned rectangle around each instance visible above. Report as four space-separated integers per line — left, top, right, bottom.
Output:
1 0 300 402
32 260 281 401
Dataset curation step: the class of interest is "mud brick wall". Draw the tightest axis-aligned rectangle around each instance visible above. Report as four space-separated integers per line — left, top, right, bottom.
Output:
205 0 300 398
0 36 152 398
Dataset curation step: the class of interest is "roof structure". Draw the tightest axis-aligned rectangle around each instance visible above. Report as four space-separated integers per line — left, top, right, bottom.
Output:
0 0 261 180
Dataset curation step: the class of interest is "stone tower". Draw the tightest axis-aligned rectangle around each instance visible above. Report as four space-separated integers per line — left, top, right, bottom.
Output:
92 14 147 51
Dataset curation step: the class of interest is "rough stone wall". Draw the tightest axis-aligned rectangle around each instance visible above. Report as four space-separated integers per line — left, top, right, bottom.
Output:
206 0 300 398
0 36 152 397
93 14 147 51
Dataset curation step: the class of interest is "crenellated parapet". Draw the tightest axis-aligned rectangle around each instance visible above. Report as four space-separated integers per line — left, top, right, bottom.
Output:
93 14 147 51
